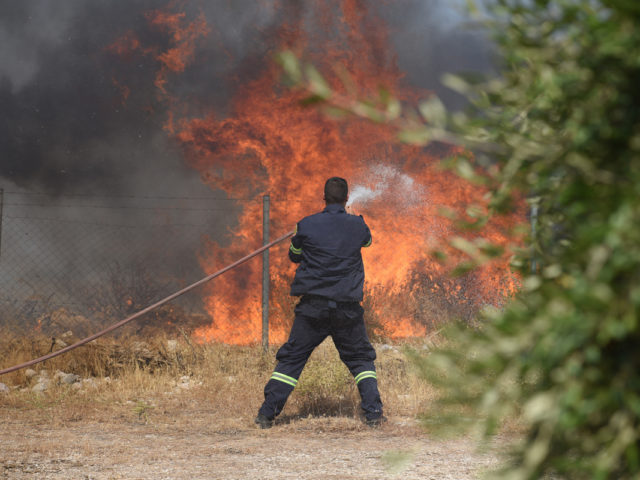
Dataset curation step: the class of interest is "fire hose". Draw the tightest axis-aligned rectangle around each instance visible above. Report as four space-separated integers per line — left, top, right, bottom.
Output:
0 230 295 377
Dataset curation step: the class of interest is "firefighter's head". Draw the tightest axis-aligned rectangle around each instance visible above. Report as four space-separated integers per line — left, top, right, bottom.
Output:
324 177 349 206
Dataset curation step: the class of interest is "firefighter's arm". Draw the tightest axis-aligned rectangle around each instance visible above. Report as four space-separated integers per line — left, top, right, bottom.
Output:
361 216 372 248
288 223 303 263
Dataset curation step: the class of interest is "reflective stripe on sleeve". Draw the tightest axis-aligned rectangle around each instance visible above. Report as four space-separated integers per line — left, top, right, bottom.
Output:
354 370 377 384
363 237 372 248
270 371 298 387
289 242 302 255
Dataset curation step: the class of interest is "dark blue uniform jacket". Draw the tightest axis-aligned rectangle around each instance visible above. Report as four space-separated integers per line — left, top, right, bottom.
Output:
288 203 372 303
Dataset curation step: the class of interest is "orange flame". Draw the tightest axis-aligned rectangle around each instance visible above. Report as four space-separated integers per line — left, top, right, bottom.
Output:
110 2 523 345
145 10 210 95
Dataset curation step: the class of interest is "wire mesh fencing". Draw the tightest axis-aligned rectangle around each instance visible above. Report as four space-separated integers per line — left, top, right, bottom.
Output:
0 189 272 342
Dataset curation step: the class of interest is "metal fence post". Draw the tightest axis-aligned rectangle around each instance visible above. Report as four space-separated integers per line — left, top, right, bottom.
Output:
0 188 3 262
262 194 270 351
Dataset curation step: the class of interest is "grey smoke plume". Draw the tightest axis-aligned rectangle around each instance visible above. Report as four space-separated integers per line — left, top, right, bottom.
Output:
0 0 492 193
0 1 495 323
0 1 199 194
381 0 494 110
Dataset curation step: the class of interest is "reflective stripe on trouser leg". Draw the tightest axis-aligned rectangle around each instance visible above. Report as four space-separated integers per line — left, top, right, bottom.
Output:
258 307 329 420
354 370 377 384
354 372 383 421
270 371 298 387
258 371 299 419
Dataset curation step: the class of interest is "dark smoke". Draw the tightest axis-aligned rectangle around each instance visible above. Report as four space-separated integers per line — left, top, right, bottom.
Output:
1 1 189 194
0 0 495 327
380 0 495 110
0 0 492 193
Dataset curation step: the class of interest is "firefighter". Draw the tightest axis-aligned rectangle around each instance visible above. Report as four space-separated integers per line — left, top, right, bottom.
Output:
255 177 384 428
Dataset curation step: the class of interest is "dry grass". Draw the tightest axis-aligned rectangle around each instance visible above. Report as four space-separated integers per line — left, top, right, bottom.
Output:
0 331 517 480
0 330 437 425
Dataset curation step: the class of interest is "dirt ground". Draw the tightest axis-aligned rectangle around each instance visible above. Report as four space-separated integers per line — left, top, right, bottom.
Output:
0 406 507 480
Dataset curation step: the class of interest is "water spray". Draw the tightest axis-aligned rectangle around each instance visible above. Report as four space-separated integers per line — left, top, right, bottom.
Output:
347 165 423 210
346 185 381 208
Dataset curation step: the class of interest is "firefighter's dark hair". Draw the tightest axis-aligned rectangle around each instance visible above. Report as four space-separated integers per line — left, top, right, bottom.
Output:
324 177 349 204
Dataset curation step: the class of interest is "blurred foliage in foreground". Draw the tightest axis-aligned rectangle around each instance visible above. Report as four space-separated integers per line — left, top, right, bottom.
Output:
279 0 640 478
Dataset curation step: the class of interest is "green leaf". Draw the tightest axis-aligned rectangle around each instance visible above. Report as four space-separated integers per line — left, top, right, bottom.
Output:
386 98 402 120
299 95 326 106
397 126 431 145
276 50 302 84
441 73 471 95
419 96 447 128
304 64 332 98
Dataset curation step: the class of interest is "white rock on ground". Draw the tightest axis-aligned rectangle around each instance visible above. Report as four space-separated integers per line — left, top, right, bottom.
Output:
82 378 98 388
32 379 50 393
0 383 10 394
61 373 80 385
55 371 80 385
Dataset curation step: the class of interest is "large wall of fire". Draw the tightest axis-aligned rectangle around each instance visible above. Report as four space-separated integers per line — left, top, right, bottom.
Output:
104 1 521 344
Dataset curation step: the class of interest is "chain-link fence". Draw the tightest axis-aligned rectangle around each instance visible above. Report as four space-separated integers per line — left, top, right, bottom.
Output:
0 189 255 339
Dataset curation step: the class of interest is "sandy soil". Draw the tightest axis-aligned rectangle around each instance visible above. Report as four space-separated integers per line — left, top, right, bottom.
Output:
0 406 506 480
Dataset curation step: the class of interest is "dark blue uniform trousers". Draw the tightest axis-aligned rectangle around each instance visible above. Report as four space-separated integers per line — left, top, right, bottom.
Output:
258 296 383 421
